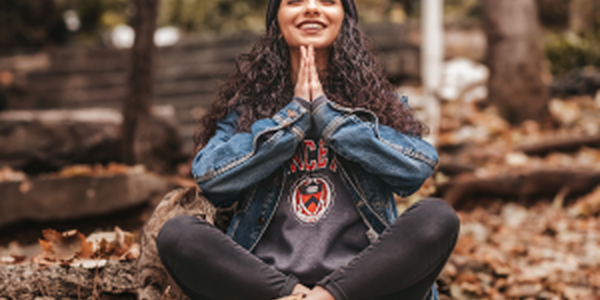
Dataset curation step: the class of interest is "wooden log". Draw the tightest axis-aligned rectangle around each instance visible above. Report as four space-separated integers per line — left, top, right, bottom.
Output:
0 172 170 228
158 45 251 65
155 62 235 81
516 134 600 156
154 79 220 98
42 57 128 75
438 168 600 208
0 186 227 300
0 260 138 300
0 108 122 172
0 107 183 174
27 72 127 93
37 86 128 106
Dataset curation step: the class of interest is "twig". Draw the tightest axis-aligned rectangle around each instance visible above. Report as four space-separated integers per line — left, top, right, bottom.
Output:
92 265 100 300
160 286 171 300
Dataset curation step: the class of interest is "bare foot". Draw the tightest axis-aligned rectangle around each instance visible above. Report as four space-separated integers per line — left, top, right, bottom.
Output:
304 286 335 300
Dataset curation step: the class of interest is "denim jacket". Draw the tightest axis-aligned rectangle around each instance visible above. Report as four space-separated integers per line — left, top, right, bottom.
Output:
192 94 439 299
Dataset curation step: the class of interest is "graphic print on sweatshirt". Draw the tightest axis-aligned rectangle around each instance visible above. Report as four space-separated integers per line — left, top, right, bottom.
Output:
292 177 331 223
287 139 339 223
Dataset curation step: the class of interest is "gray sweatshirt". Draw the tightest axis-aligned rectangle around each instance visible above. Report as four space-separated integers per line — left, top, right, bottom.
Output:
253 130 370 285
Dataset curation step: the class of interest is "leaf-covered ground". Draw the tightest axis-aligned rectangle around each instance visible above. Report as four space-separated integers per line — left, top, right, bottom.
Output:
429 93 600 300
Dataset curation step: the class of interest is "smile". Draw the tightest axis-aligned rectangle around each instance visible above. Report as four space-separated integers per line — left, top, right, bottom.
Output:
298 21 326 33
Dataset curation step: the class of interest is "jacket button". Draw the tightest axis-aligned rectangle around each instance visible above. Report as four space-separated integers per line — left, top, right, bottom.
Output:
257 216 265 225
287 109 297 118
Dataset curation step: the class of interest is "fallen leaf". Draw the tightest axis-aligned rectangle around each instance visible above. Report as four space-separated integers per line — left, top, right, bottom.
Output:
38 229 92 261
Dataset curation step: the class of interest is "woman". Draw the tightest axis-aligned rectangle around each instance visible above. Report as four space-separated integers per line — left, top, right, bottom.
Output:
157 0 460 300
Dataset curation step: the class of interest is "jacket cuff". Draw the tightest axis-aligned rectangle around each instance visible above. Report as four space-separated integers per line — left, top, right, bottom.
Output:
293 96 311 111
311 94 327 112
317 278 348 300
272 98 311 140
280 274 301 297
312 95 356 141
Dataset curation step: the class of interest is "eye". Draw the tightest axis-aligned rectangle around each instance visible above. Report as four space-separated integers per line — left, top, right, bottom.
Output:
287 0 302 4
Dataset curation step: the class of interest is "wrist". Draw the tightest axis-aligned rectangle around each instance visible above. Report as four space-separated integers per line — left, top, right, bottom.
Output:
305 286 335 300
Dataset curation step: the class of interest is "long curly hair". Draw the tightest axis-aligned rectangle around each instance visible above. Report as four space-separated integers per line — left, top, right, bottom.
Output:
195 16 427 150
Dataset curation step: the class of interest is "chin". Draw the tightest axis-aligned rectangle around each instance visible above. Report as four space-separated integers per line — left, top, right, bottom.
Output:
288 39 335 49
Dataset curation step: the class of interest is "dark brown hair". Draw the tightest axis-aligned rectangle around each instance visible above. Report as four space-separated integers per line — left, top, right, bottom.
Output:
195 16 427 150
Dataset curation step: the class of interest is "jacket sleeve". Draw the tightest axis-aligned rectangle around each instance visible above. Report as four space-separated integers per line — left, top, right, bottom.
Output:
192 98 311 207
311 94 438 197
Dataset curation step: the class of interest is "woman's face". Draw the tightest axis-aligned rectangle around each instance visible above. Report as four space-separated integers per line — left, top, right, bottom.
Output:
278 0 345 49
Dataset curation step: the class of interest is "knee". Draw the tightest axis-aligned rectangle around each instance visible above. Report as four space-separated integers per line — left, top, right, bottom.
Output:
413 198 460 246
156 215 206 261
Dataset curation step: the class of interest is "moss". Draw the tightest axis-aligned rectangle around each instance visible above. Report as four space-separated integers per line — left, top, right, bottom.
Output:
544 30 600 75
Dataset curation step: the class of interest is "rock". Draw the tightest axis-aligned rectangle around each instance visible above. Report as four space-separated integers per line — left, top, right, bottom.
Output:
0 106 183 174
0 172 170 228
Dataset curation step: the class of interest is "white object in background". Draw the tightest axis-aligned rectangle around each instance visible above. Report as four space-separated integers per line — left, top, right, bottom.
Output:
63 10 81 32
154 26 181 47
112 25 135 49
421 0 444 146
438 57 489 102
111 25 181 49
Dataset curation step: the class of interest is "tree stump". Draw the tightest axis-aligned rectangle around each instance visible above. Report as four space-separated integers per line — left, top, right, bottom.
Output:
137 186 228 300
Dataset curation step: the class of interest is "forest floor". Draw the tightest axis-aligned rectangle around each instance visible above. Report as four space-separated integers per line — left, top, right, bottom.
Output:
420 93 600 299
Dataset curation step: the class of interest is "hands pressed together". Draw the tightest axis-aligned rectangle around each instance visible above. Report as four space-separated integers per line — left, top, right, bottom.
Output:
294 45 324 102
291 45 335 300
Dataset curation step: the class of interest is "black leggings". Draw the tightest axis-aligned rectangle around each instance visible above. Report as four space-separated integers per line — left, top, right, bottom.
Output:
156 198 460 300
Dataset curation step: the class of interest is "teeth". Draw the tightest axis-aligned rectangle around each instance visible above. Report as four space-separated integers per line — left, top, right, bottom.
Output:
301 23 323 30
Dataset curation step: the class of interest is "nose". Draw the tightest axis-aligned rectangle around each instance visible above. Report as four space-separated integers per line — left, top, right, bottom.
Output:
305 0 320 16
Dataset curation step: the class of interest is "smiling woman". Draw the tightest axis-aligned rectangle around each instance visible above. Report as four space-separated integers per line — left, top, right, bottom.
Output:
277 0 344 49
155 1 460 300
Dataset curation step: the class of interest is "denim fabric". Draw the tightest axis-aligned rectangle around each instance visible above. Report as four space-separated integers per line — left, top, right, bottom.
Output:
191 94 440 297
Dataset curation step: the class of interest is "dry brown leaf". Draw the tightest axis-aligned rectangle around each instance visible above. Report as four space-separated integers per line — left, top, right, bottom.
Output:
120 243 140 261
58 165 94 177
569 185 600 217
113 226 135 257
38 229 92 261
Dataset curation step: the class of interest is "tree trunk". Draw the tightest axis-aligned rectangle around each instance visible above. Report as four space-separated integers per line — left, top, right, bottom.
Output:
569 0 596 34
122 0 159 166
483 0 548 125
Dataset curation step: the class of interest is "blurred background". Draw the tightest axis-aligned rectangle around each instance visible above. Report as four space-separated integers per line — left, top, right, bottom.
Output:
1 0 600 299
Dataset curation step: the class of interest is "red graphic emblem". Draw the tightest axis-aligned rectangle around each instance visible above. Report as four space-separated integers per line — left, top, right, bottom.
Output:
292 177 332 223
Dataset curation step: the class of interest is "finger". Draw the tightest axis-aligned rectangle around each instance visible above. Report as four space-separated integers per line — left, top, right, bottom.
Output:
298 45 305 82
308 46 314 101
298 46 306 75
309 45 324 99
295 46 309 100
309 45 317 82
304 46 310 80
303 46 312 101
